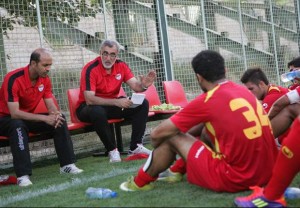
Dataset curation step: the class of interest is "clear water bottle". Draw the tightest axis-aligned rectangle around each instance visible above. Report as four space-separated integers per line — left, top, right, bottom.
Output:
284 187 300 199
86 187 117 199
281 70 300 82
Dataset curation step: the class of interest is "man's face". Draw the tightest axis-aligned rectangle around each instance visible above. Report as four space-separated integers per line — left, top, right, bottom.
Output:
100 45 118 69
34 54 52 78
244 81 265 100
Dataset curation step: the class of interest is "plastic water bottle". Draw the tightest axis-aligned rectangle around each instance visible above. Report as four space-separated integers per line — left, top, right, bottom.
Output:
284 187 300 199
281 71 300 82
85 187 117 199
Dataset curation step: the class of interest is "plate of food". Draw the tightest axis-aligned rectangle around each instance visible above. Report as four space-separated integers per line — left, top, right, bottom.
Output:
150 103 182 113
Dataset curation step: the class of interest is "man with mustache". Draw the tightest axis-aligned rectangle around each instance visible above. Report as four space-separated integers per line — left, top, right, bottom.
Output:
0 48 83 187
76 39 156 163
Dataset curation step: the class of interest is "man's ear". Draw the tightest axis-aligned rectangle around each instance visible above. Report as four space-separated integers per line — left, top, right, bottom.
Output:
258 80 266 88
30 60 37 67
196 74 203 83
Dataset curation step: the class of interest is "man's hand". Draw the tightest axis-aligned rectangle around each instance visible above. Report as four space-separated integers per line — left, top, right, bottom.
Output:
115 98 133 109
46 111 65 128
139 70 157 89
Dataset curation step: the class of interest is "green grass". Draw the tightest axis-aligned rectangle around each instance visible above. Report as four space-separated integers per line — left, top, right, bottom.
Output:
1 154 300 207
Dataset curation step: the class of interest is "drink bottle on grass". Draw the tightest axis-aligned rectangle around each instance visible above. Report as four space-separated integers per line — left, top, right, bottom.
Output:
284 187 300 199
86 187 117 199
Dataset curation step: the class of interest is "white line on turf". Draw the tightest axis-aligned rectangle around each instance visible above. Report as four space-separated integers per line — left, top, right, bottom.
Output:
0 167 138 207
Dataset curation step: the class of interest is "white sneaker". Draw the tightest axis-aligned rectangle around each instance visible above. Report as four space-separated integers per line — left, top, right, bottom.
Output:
17 175 32 187
128 144 152 155
60 164 83 174
109 148 121 163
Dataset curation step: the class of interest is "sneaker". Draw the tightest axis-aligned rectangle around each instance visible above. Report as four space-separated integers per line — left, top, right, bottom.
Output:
234 186 286 207
119 176 154 191
157 168 183 183
17 175 32 187
109 148 121 163
60 164 83 174
128 144 152 155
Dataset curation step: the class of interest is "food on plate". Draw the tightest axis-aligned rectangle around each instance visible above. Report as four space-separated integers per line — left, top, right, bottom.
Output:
151 103 181 111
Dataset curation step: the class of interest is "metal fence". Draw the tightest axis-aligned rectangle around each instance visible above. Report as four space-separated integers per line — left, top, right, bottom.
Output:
0 0 300 167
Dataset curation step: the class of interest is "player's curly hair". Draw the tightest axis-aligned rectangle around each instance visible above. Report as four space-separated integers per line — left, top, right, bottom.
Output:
191 50 225 82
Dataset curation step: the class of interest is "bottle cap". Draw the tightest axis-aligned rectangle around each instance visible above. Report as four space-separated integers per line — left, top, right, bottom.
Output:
110 191 118 198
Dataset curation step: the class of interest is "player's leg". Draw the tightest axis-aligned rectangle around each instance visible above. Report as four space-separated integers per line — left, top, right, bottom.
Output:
120 133 196 191
158 126 215 182
264 116 300 199
234 116 300 207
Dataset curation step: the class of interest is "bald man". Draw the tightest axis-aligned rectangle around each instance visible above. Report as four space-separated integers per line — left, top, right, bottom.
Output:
0 48 83 187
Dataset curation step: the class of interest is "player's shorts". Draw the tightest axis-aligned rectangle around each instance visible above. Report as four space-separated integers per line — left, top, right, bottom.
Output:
186 140 246 192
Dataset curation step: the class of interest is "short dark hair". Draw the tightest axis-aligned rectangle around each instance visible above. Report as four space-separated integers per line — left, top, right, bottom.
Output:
30 50 41 64
288 56 300 68
240 67 269 85
191 50 225 82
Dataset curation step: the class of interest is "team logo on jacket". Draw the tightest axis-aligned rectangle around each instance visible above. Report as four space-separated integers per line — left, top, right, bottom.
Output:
38 84 44 92
115 73 121 80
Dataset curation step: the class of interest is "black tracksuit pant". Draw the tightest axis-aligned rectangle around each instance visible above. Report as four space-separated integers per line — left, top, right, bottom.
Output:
76 99 149 152
0 114 76 177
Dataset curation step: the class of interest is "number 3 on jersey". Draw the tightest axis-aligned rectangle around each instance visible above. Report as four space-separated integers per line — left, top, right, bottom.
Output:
230 98 272 140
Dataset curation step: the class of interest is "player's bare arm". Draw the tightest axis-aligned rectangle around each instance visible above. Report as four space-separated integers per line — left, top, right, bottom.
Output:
268 94 291 119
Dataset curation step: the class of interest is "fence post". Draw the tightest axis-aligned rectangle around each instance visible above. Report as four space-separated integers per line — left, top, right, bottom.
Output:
35 0 44 47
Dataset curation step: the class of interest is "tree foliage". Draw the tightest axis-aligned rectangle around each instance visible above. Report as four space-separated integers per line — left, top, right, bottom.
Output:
0 0 101 35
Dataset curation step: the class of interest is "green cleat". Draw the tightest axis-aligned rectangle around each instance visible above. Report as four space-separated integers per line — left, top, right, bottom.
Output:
120 176 154 191
157 169 183 183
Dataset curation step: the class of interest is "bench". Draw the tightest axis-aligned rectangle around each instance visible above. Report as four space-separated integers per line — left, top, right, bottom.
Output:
0 83 184 152
67 88 126 153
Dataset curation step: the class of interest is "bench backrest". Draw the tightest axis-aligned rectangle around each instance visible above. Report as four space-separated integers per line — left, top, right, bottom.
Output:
67 88 81 124
33 95 60 114
139 84 162 107
162 80 189 108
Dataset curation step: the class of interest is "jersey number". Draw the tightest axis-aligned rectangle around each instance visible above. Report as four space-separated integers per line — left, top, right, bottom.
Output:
230 98 271 140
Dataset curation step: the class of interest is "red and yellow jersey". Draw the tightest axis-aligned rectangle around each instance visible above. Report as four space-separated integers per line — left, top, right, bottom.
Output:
171 81 278 184
77 57 134 109
0 65 52 117
262 85 289 113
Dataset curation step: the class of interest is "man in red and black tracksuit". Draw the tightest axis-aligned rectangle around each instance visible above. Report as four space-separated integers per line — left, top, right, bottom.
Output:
0 48 83 187
76 39 156 162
